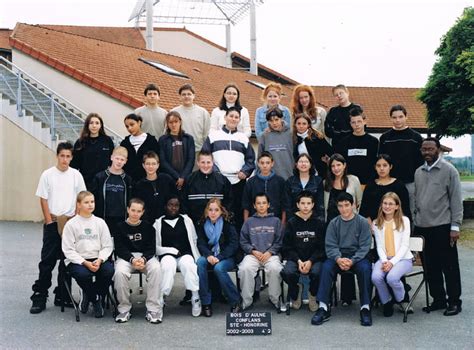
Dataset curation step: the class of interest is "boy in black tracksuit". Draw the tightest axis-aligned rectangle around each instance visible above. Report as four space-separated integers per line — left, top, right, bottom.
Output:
281 191 326 311
91 146 133 237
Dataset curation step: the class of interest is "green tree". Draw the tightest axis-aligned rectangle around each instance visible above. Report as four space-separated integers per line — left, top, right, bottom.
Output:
418 7 474 138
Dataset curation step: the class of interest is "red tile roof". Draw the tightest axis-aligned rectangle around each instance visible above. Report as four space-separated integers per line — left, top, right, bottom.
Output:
0 29 12 49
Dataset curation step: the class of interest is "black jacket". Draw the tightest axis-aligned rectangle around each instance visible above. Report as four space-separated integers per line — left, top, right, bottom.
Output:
120 134 160 182
158 133 195 181
294 134 334 177
115 220 156 262
196 220 239 261
285 173 324 221
90 169 133 219
282 213 326 263
70 135 114 189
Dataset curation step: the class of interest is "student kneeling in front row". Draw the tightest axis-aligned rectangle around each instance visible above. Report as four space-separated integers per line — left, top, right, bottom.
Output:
312 192 372 326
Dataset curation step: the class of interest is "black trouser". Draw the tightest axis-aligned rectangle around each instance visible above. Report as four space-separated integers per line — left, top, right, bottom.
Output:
415 224 462 305
32 222 69 297
281 260 322 300
231 180 246 232
105 216 123 237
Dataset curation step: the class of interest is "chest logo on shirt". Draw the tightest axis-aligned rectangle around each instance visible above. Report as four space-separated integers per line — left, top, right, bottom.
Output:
84 228 92 235
348 148 367 157
296 230 315 242
128 233 142 241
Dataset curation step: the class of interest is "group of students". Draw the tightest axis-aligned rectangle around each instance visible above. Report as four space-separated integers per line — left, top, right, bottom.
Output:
28 81 463 327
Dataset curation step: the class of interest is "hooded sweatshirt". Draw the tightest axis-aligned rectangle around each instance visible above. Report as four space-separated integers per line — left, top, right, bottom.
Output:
240 213 283 255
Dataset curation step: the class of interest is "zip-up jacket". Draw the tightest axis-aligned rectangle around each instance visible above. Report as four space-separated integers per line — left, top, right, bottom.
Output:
120 133 160 182
285 173 324 221
196 220 238 261
158 133 195 181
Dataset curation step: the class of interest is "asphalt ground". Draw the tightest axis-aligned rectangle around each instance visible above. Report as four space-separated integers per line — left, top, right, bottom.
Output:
0 221 472 349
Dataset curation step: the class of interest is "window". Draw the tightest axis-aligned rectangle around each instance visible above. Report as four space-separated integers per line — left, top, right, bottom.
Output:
246 79 266 89
139 58 189 79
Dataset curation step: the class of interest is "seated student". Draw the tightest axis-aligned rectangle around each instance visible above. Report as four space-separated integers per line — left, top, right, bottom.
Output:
239 193 283 310
154 197 202 317
91 146 133 237
114 198 163 324
312 192 372 327
134 151 175 223
281 192 326 312
62 191 114 318
182 151 232 223
196 199 241 316
371 192 413 317
258 107 294 180
158 111 195 191
242 151 287 224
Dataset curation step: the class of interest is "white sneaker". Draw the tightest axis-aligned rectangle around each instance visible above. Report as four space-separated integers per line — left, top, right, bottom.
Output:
191 298 202 317
146 309 163 324
115 311 131 323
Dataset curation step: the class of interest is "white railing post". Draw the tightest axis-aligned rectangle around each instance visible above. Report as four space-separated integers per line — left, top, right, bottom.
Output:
16 73 22 117
50 98 55 140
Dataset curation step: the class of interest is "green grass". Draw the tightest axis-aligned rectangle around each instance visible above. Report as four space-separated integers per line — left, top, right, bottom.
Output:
460 175 474 182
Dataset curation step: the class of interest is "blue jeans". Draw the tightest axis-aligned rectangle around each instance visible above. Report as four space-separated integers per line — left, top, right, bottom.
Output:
317 258 372 306
68 260 114 301
197 256 239 305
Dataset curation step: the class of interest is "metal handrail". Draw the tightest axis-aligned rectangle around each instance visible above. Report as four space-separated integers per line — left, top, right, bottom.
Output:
0 56 122 141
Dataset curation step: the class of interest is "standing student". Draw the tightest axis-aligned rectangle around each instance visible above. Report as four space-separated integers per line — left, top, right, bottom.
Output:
120 113 160 182
312 193 372 327
281 192 326 312
324 84 361 147
71 113 114 189
158 111 195 191
62 191 114 318
210 83 251 137
258 107 294 180
134 83 168 139
133 151 176 225
371 192 413 317
182 151 232 223
30 142 86 314
202 107 255 230
196 199 241 316
91 146 133 237
285 153 324 221
293 113 333 177
290 84 327 137
114 198 163 324
414 138 463 316
171 84 210 160
255 82 291 138
378 105 424 219
239 193 283 310
242 152 287 223
154 197 202 317
335 106 379 186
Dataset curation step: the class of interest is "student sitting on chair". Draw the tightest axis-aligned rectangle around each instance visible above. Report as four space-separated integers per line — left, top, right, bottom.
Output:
371 192 413 317
62 191 114 318
312 192 372 326
196 198 241 317
154 196 202 317
114 198 163 324
238 193 283 310
281 191 326 312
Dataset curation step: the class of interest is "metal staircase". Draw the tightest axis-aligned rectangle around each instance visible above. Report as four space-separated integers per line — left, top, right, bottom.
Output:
0 57 121 149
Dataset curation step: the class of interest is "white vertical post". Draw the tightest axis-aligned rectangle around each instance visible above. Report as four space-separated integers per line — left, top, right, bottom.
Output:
145 0 154 50
225 23 232 68
249 1 258 75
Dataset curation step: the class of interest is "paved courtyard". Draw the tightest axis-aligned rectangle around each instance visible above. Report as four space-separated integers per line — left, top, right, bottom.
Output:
0 221 472 349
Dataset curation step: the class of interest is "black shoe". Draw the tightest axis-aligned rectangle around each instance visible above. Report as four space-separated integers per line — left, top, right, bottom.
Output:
179 290 192 306
444 303 462 316
311 307 331 325
79 289 89 314
30 292 46 314
92 296 104 318
360 308 372 326
383 300 394 317
202 304 213 317
230 303 242 313
422 300 447 312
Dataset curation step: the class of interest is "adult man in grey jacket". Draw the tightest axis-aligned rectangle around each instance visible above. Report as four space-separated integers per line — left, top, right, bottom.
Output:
414 137 463 316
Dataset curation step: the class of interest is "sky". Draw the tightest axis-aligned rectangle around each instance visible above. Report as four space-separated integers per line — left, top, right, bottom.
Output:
1 0 472 156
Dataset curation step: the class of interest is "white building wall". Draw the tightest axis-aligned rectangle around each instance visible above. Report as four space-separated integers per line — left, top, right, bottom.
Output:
12 50 134 137
146 30 228 67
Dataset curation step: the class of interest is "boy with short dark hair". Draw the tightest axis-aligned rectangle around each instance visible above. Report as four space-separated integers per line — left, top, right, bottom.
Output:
239 193 283 310
281 191 326 312
135 83 168 138
133 151 175 223
91 146 133 237
30 142 86 314
312 192 372 326
114 198 163 323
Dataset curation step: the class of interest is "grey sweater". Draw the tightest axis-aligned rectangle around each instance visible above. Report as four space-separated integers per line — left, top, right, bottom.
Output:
414 158 463 228
258 125 294 180
325 214 371 264
240 214 283 255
